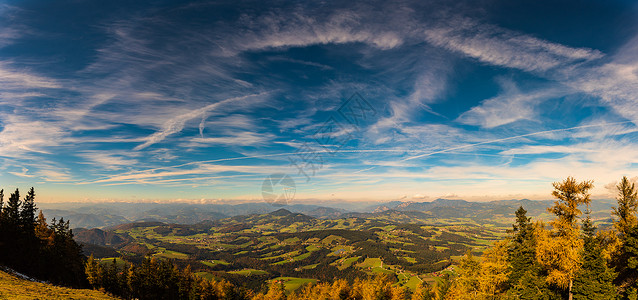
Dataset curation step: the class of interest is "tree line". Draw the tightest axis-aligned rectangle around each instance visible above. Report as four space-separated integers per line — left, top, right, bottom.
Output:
0 187 85 286
85 255 245 300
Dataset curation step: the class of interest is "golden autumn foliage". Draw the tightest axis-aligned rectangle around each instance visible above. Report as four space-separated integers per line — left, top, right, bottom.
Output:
536 177 592 298
445 240 509 300
254 275 412 300
535 222 583 289
612 176 638 238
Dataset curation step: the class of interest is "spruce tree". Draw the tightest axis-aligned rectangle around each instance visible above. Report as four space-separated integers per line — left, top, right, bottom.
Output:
508 206 536 287
620 225 638 294
20 187 36 232
2 189 21 265
572 210 617 299
507 210 560 299
0 189 4 221
5 188 21 227
0 189 4 256
612 176 638 291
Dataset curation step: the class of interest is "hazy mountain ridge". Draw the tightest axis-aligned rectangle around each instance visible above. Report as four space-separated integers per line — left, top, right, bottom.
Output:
41 198 616 229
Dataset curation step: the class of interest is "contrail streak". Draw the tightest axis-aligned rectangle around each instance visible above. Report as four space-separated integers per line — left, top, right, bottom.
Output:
401 121 634 161
83 149 419 184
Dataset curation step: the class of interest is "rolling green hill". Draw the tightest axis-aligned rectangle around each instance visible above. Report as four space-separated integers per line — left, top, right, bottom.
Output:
76 208 508 292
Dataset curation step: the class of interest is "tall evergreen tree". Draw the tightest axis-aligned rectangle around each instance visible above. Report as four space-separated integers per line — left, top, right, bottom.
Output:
619 224 638 294
571 210 616 299
612 176 638 292
0 189 4 221
20 187 36 232
5 188 21 227
506 208 560 299
1 189 21 264
0 189 4 254
508 206 536 287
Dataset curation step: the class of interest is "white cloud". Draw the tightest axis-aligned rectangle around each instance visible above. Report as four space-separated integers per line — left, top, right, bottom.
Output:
457 79 567 128
566 36 638 124
233 10 403 53
8 167 35 178
423 17 604 73
77 151 140 170
0 61 60 91
134 92 270 150
37 169 73 182
0 116 65 156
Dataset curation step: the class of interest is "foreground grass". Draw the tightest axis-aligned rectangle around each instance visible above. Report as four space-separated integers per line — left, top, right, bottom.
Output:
0 269 116 300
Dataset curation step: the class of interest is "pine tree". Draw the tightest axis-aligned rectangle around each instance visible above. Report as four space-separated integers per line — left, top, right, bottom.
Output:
619 224 638 294
508 206 536 288
5 188 21 227
46 217 86 286
571 210 616 299
0 189 4 221
20 187 36 232
1 189 22 265
612 176 638 291
0 189 5 256
536 177 593 300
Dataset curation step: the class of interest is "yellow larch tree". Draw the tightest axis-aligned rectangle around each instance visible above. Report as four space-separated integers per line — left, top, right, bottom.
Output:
536 176 593 300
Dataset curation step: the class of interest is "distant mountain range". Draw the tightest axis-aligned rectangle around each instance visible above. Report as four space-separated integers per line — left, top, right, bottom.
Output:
39 198 617 229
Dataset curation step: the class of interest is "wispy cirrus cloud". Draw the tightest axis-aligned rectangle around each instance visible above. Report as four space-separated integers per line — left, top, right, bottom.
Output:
0 61 60 91
234 10 404 53
456 79 568 128
0 116 66 156
134 92 271 150
568 35 638 123
76 151 140 171
423 17 604 73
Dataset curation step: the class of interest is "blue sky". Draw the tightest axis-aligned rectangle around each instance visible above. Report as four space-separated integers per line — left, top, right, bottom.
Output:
1 0 638 203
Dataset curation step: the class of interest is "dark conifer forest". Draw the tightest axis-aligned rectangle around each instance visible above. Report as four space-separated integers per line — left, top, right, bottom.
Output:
0 188 85 287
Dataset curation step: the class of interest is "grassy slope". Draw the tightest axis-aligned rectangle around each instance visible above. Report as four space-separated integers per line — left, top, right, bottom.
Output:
0 269 116 300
